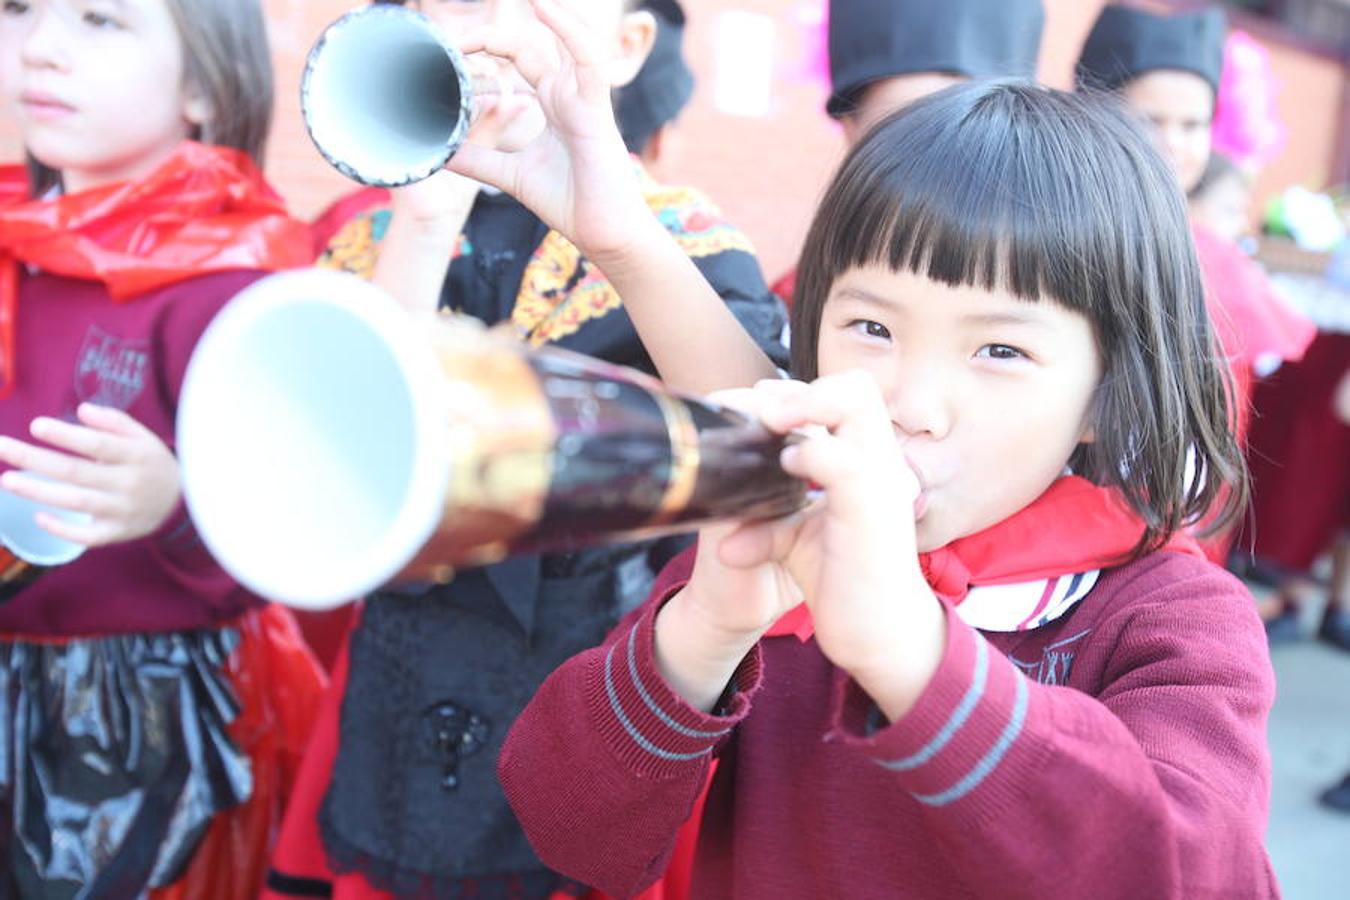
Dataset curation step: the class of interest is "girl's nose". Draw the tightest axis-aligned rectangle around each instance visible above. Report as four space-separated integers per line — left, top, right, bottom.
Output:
19 6 69 72
883 358 953 441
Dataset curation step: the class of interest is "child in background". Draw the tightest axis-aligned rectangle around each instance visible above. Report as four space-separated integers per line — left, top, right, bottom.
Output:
1077 3 1316 568
0 0 324 897
1190 152 1256 245
772 0 1045 307
439 5 1275 897
615 0 691 174
1314 365 1350 809
294 0 703 677
1077 3 1316 430
264 1 786 897
1243 331 1350 644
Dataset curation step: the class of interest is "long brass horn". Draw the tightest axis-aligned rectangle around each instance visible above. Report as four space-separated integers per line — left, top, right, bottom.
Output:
176 271 806 610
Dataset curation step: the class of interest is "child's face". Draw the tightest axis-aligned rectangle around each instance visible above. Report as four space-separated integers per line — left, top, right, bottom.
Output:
0 0 205 193
1121 69 1214 196
1190 171 1251 243
815 266 1102 552
404 0 652 151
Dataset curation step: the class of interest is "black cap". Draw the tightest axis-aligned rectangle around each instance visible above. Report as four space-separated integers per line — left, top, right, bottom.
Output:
1077 5 1226 96
616 1 695 154
827 0 1045 118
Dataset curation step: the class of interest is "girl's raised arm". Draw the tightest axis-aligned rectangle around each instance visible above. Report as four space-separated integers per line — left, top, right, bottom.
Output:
371 171 478 319
446 0 780 394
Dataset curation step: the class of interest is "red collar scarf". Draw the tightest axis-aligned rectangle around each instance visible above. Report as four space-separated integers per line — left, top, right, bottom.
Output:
769 475 1202 640
0 142 313 394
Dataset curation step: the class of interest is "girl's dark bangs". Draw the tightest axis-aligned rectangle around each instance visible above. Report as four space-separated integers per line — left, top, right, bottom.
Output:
819 87 1114 320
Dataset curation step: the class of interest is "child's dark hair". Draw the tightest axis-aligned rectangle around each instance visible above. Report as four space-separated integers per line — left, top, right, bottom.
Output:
28 0 274 194
791 80 1246 553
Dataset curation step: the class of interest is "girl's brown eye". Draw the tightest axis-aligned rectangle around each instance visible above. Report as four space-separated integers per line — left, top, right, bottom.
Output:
82 10 119 29
978 344 1026 361
848 320 891 340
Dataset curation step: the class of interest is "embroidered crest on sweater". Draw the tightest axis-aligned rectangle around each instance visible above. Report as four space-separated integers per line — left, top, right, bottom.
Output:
1010 629 1093 685
510 183 757 346
75 325 149 410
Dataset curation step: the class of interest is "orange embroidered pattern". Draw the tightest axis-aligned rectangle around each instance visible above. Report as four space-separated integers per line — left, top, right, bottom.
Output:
318 209 388 280
511 182 757 345
316 172 756 347
319 208 471 281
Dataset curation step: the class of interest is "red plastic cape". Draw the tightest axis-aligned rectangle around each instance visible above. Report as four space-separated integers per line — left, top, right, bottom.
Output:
152 605 328 900
767 475 1203 640
0 142 313 393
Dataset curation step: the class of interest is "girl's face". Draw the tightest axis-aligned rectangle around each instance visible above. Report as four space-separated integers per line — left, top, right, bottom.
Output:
404 0 648 152
816 266 1102 552
1121 69 1214 195
0 0 206 193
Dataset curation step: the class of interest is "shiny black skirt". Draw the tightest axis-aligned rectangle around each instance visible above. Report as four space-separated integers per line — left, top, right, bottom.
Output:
0 628 251 899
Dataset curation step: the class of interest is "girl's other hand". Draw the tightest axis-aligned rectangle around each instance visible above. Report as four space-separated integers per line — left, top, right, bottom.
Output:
739 372 939 674
752 373 946 717
678 385 816 639
0 404 181 547
653 386 810 712
655 376 947 714
674 375 928 657
756 375 932 665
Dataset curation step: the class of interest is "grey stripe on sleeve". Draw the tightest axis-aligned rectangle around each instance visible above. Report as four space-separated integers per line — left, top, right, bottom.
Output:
603 636 716 762
911 672 1030 807
878 637 990 772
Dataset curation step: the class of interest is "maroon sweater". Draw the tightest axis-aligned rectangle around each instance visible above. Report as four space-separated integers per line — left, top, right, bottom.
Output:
500 548 1278 899
0 269 265 636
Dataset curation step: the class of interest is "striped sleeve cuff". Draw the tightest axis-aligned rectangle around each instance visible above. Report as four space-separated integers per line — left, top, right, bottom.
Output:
585 595 762 779
829 600 1038 811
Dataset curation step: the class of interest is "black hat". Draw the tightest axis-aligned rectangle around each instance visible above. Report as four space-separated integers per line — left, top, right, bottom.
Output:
1077 5 1226 96
826 0 1045 118
616 0 695 154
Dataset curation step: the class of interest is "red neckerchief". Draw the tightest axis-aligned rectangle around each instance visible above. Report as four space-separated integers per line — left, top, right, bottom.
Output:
0 142 314 394
767 475 1203 640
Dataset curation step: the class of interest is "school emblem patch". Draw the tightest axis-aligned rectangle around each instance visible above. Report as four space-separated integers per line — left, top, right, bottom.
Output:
74 325 149 410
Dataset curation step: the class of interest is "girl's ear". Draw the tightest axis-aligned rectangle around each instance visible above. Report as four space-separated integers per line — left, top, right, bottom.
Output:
608 10 657 89
182 83 214 130
1077 390 1100 445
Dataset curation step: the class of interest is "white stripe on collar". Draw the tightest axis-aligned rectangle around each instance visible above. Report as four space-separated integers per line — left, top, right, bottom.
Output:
955 570 1101 633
